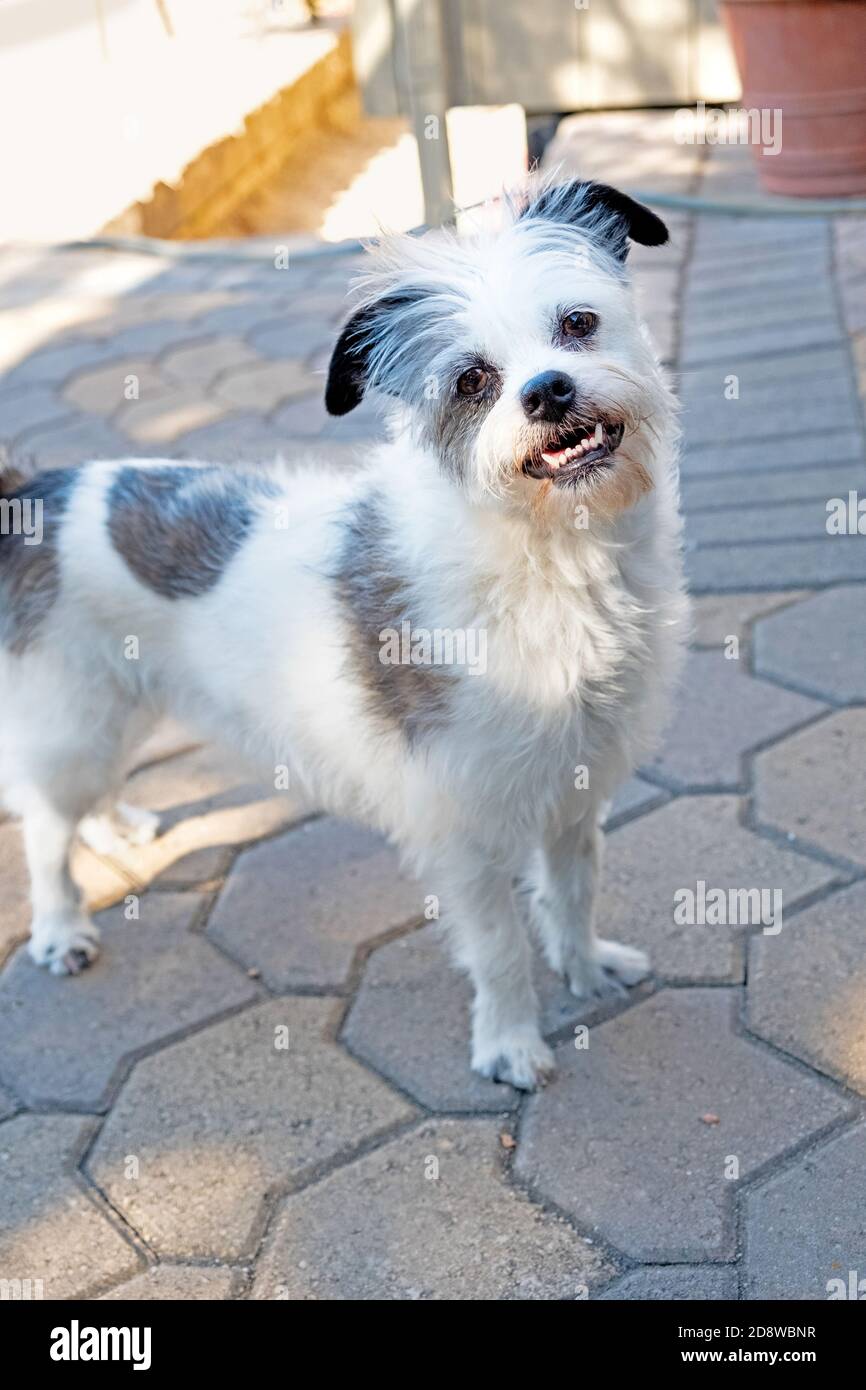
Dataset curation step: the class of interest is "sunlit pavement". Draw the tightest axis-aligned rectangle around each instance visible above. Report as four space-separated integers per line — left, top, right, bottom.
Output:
0 118 865 1300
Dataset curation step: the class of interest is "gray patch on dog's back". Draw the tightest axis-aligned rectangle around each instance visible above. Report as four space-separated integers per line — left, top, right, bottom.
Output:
108 465 273 599
0 467 76 654
334 493 455 745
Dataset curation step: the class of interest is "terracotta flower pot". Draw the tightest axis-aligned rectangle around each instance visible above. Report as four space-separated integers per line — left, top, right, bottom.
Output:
720 0 866 195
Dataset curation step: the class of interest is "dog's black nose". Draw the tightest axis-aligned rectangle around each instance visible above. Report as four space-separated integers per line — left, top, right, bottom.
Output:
520 371 576 422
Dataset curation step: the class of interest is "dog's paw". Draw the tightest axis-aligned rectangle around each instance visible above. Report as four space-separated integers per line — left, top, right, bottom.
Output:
566 938 650 999
472 1029 556 1092
78 802 160 855
29 916 101 976
115 802 160 847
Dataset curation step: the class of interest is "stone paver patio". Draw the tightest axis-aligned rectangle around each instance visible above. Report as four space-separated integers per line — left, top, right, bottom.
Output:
0 117 864 1300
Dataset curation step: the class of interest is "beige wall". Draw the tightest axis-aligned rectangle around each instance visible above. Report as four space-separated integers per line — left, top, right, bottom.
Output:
355 0 740 118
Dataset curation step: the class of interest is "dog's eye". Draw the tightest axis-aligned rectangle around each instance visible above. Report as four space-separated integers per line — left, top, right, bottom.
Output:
561 311 598 340
456 366 489 396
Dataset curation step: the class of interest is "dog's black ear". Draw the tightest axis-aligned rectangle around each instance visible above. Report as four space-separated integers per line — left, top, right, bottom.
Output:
520 180 668 262
325 304 378 416
325 293 422 416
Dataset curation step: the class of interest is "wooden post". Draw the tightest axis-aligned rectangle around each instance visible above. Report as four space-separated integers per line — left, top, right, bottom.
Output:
393 0 454 227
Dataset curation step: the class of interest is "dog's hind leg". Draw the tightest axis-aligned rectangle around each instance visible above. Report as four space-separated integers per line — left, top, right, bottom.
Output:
438 841 554 1091
531 817 650 998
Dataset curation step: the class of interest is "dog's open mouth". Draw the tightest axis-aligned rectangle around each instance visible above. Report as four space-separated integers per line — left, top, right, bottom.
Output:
523 421 625 484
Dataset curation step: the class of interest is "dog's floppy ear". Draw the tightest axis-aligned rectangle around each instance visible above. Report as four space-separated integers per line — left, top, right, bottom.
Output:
520 180 668 263
325 293 419 416
325 303 378 416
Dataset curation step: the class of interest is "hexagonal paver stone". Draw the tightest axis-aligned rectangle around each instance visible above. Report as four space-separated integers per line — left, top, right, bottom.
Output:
252 1119 610 1300
160 337 260 385
596 796 835 984
747 881 866 1094
63 358 173 414
87 998 415 1260
598 1266 737 1300
754 586 866 704
100 1265 235 1300
744 1122 866 1300
0 385 76 444
118 389 229 446
343 925 591 1114
0 1114 140 1299
755 710 866 867
207 818 422 990
247 317 333 361
106 321 210 356
213 359 317 411
192 298 290 339
515 989 851 1263
0 894 258 1109
649 650 824 791
690 592 809 649
1 338 115 388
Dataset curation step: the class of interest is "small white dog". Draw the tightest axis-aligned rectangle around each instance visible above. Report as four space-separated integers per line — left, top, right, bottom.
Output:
0 179 687 1090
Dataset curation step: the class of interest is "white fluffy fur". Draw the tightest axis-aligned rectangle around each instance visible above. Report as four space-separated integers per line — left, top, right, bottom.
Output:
0 187 688 1089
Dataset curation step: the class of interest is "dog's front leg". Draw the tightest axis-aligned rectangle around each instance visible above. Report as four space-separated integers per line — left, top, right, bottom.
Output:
23 798 100 975
533 818 651 998
440 843 554 1090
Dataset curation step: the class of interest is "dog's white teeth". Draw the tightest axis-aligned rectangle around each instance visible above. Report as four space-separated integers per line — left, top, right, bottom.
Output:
540 434 604 469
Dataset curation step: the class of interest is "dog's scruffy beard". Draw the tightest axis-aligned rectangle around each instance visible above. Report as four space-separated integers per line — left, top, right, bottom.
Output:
446 361 663 524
